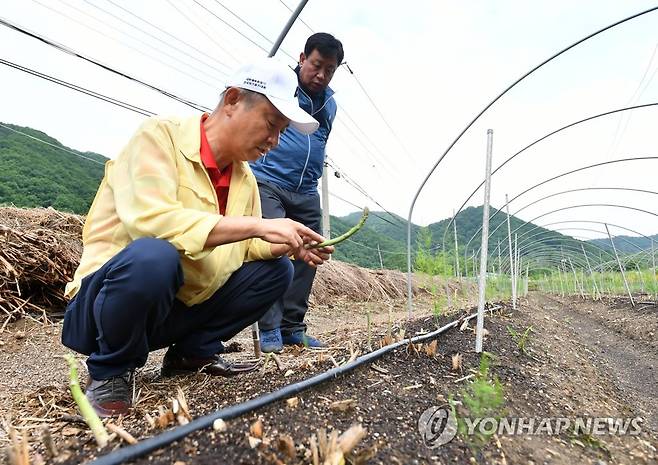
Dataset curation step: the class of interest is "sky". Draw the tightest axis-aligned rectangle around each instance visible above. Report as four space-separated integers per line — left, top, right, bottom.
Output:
2 0 658 249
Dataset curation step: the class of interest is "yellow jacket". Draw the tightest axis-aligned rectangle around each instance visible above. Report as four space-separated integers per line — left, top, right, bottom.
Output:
65 115 274 306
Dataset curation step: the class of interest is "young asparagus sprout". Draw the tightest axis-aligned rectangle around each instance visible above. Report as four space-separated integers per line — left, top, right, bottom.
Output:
64 353 109 448
307 207 369 249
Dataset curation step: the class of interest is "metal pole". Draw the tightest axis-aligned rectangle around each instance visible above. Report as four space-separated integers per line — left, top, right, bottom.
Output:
453 210 461 279
651 239 658 301
252 0 310 357
512 233 518 307
505 194 515 309
471 250 478 278
605 223 635 306
567 256 585 299
600 251 607 297
514 234 521 300
377 243 384 269
268 0 310 57
497 240 502 276
321 162 330 239
581 269 589 298
581 244 601 300
524 263 529 297
636 263 645 294
476 129 494 353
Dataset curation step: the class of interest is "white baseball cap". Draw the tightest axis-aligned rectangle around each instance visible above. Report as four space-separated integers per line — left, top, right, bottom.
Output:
225 57 319 135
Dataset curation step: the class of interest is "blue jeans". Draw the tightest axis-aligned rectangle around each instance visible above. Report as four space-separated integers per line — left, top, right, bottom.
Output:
62 238 293 379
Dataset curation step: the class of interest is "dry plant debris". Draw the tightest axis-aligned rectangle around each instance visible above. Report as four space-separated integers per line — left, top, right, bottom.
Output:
311 260 421 304
425 339 438 357
285 397 299 409
0 206 418 339
106 423 138 445
7 427 30 465
309 425 367 465
452 353 464 371
173 386 192 425
329 399 356 412
250 418 264 439
0 207 83 325
276 434 296 459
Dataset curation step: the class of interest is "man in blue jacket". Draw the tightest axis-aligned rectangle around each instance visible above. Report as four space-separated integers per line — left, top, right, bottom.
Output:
250 33 343 352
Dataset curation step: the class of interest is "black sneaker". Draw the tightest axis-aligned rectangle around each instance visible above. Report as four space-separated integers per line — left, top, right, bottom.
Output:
85 371 134 418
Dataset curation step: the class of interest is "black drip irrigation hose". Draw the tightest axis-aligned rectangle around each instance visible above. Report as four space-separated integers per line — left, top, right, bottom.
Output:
90 305 503 464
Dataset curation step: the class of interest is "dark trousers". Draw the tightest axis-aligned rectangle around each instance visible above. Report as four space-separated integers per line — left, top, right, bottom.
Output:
257 181 321 336
62 238 293 380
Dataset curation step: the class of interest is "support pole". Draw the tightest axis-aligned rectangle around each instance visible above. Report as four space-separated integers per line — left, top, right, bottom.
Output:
471 250 478 278
651 239 658 302
321 161 330 239
505 194 515 309
568 256 585 299
268 0 310 57
557 263 565 297
251 0 310 357
581 269 588 298
514 234 521 300
636 264 645 294
476 129 494 353
512 233 518 308
581 244 601 300
377 243 384 269
605 223 635 306
453 210 461 279
497 240 502 277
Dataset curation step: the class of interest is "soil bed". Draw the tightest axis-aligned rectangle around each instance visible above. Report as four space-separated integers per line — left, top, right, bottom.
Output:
2 294 657 464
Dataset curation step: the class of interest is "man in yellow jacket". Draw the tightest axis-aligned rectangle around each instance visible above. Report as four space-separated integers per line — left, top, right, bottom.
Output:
62 58 333 417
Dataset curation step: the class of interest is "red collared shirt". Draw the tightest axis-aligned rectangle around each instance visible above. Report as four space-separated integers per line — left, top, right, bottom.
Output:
200 114 232 215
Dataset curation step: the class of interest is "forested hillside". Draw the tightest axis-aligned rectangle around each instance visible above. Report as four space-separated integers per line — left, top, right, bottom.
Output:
0 123 107 214
339 206 603 271
588 233 658 254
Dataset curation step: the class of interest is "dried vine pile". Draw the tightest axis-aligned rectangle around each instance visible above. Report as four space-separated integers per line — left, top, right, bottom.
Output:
0 206 83 325
0 207 416 329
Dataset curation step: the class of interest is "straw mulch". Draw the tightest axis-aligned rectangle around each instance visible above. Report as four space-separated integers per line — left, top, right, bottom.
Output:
0 207 83 328
0 206 414 327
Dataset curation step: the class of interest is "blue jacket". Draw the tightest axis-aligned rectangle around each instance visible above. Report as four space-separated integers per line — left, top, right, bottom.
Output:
250 70 336 194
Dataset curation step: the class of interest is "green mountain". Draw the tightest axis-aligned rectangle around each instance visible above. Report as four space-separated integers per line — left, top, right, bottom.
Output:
333 205 609 272
328 213 408 270
342 210 420 245
587 234 658 254
0 123 107 214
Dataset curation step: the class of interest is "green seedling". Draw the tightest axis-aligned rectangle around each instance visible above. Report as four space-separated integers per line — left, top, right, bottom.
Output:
568 429 611 456
450 352 505 451
507 325 534 355
432 295 446 327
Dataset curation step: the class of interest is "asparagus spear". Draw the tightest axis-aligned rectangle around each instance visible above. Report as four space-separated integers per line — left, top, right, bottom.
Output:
307 207 369 249
64 354 109 448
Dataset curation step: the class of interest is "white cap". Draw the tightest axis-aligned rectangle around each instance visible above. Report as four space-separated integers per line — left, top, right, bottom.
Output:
225 57 319 135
